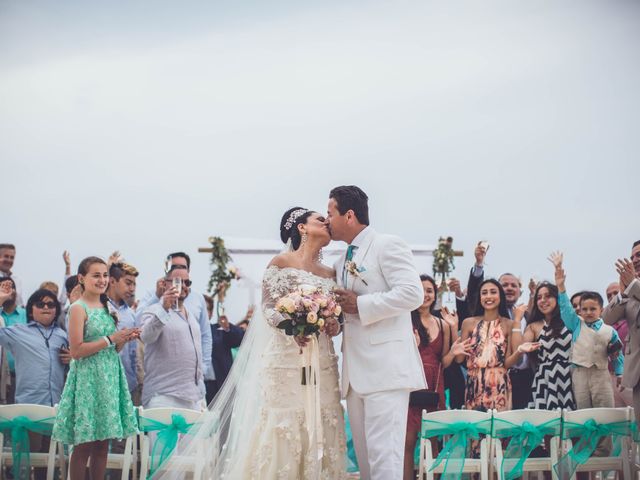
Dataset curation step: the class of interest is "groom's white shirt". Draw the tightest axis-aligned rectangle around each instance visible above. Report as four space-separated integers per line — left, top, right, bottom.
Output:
335 226 427 397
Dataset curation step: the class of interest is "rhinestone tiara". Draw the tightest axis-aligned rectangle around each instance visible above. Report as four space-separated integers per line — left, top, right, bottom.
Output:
284 209 309 231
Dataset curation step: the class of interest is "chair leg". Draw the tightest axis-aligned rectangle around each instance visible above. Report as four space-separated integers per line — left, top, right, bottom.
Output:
481 439 488 480
121 437 133 480
46 438 57 480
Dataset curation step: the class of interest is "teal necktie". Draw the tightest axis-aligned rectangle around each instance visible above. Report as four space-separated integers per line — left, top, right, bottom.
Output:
343 245 357 285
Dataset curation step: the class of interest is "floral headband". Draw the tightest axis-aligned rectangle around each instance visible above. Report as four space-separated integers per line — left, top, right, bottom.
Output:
284 209 309 231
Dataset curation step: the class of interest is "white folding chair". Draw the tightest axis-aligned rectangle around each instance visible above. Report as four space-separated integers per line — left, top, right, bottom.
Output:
0 403 66 480
561 407 633 480
138 407 206 480
418 409 492 480
491 409 562 480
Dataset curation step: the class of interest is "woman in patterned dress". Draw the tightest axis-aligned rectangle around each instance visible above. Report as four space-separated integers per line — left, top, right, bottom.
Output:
456 279 539 412
524 282 575 410
53 257 139 480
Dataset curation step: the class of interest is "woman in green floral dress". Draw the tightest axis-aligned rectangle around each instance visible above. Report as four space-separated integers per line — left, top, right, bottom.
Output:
53 256 140 480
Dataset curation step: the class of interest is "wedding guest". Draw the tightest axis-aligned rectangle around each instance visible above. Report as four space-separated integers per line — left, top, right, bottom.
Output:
603 240 640 423
404 275 470 480
139 265 205 410
53 256 139 480
466 245 534 409
523 282 575 410
205 313 245 403
58 250 73 306
551 252 622 458
237 319 250 331
0 276 27 403
137 252 213 390
570 291 586 315
58 275 81 330
443 242 488 410
0 289 69 406
456 279 537 412
107 262 140 397
40 281 60 297
0 289 69 479
604 282 632 407
0 244 23 306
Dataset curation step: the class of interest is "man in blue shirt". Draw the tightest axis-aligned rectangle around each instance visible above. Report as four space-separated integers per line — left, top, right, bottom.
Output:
107 262 140 401
0 276 28 403
0 289 69 406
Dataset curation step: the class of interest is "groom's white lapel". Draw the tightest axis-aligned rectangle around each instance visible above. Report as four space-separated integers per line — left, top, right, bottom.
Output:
345 227 376 291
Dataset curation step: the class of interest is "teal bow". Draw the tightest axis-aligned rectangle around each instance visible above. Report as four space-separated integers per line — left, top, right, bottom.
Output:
554 419 630 480
493 418 561 480
0 415 55 480
139 413 198 478
421 418 492 479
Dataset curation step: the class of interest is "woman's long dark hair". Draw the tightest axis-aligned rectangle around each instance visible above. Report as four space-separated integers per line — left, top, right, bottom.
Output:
528 282 564 338
474 278 510 319
78 256 118 325
411 275 438 347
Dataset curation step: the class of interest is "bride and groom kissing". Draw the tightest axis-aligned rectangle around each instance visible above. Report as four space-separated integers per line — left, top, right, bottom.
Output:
259 185 426 480
158 185 426 480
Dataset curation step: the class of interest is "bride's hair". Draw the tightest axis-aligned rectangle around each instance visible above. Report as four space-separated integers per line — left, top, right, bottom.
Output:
280 206 314 250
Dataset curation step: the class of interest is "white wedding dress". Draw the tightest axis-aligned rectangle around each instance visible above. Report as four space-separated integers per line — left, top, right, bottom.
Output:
157 266 346 479
238 266 346 479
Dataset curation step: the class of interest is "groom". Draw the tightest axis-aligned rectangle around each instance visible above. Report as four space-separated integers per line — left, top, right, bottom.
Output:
327 185 427 480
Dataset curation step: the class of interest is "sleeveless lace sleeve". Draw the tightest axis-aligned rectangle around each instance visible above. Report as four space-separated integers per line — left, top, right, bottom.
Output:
261 266 289 328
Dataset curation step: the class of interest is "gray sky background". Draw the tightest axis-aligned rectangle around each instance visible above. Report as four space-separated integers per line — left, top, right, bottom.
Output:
1 0 638 315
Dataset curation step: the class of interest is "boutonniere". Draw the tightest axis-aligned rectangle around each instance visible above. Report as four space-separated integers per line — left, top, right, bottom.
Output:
345 261 368 286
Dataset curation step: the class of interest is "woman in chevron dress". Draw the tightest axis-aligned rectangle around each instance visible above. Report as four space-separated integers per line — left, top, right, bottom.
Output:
524 282 576 410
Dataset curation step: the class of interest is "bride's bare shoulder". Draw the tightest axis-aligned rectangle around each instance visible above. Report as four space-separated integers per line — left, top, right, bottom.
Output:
267 253 296 269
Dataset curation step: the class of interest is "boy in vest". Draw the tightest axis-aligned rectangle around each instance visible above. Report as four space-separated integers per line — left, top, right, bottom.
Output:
550 252 623 456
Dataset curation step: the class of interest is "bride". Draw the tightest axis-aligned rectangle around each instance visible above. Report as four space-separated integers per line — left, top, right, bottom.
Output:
157 207 347 479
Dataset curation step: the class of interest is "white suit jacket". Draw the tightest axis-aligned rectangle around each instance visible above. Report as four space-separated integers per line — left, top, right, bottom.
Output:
335 227 427 397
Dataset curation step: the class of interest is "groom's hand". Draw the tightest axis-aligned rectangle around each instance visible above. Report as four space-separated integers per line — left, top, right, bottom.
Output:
335 289 359 314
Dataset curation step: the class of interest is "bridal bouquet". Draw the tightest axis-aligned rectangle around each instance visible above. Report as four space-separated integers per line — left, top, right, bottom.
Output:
274 285 342 337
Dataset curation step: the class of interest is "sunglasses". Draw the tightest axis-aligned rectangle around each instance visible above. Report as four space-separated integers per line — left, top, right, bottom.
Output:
35 301 56 309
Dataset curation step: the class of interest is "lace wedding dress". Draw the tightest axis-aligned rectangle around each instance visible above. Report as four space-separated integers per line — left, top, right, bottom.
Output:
237 266 347 479
156 266 346 480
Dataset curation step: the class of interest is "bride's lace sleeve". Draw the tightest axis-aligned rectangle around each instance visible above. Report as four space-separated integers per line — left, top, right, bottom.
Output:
261 266 288 328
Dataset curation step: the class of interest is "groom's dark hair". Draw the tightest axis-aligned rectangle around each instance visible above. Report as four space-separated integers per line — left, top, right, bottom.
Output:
329 185 369 225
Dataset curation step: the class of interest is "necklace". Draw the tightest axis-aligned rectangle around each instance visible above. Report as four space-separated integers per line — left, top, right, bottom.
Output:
34 323 56 348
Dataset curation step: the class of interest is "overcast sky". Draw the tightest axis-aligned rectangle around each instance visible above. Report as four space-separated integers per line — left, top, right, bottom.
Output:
1 0 638 315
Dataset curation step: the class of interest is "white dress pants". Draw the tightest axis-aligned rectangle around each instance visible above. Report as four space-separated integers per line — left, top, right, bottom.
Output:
347 387 410 480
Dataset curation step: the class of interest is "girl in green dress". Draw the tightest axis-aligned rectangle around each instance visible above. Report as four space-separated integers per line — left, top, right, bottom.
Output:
53 256 140 480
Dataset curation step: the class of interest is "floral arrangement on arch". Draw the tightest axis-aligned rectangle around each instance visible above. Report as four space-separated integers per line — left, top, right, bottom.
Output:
432 236 455 286
207 236 239 300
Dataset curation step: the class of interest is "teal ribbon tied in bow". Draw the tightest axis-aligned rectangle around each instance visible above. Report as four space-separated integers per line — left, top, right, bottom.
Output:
139 413 199 478
421 418 493 480
554 419 630 480
493 418 561 480
0 415 55 480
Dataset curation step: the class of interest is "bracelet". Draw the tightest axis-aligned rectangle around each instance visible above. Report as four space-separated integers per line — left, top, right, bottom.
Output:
512 328 522 333
102 336 110 347
107 336 113 345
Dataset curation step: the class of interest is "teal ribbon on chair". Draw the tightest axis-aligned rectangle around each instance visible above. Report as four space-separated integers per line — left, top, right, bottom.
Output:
0 415 55 480
421 418 493 480
139 413 198 478
554 419 630 480
492 418 561 480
